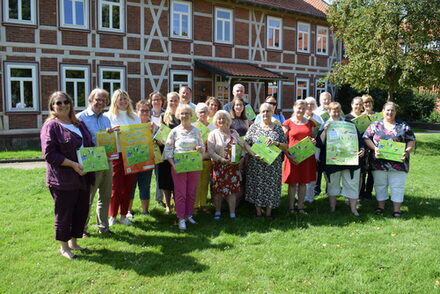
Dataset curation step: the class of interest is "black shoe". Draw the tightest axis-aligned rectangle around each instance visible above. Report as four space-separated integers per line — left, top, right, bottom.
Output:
98 229 114 235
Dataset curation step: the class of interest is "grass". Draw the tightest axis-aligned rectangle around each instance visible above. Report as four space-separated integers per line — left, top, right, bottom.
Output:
1 134 440 293
0 148 42 160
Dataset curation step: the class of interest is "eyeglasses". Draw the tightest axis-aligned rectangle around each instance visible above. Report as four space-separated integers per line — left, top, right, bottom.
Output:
197 111 207 114
54 100 70 106
267 102 277 106
94 98 106 103
139 109 150 113
180 112 192 115
152 99 162 102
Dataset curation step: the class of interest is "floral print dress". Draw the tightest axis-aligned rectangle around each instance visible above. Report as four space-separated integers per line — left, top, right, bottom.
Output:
211 138 241 195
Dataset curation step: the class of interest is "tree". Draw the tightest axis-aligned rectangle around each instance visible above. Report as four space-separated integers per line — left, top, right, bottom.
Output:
327 0 440 101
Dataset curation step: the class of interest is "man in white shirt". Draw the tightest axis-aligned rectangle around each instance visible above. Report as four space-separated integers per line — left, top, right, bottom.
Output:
315 91 332 117
179 86 196 108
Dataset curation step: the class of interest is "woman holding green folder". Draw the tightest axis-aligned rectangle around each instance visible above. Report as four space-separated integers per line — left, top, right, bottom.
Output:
363 102 415 217
244 103 288 218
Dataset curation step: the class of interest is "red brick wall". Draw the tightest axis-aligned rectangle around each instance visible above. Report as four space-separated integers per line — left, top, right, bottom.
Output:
9 114 38 129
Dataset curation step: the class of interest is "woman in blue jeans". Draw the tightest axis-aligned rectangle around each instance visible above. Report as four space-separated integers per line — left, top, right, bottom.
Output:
127 100 155 217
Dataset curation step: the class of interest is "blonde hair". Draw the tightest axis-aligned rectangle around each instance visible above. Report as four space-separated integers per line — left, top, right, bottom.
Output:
163 92 179 125
362 94 374 106
108 89 136 120
328 101 341 111
213 110 232 128
46 91 80 127
175 103 193 120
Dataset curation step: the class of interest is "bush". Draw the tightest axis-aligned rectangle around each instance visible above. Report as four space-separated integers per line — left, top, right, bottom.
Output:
426 110 440 123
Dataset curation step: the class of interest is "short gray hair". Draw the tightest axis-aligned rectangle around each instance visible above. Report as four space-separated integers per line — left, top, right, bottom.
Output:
195 102 208 113
213 110 232 128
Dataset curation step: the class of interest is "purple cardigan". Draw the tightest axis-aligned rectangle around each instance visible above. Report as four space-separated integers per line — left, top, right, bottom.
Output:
40 119 95 191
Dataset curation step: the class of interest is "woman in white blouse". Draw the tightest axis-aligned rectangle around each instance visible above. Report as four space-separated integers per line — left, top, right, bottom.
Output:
104 89 140 226
208 110 244 220
163 104 204 231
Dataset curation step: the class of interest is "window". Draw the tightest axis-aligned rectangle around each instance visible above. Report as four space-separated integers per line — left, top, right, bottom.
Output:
267 17 282 49
98 67 126 96
296 78 309 100
170 0 192 39
316 78 327 98
4 62 39 112
215 75 229 106
60 0 89 29
267 81 278 97
170 70 192 92
61 65 90 109
215 7 232 44
3 0 37 25
98 0 124 32
316 26 329 55
297 22 310 53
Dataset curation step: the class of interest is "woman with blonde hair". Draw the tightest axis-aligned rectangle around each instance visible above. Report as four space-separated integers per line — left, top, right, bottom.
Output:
156 92 180 214
104 89 140 226
41 91 94 259
205 96 222 123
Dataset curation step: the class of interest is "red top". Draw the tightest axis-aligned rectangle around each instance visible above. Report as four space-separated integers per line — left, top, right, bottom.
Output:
282 119 317 184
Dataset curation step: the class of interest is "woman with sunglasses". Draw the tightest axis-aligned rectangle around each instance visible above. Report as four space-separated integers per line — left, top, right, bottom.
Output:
41 91 94 259
254 96 285 125
105 89 140 226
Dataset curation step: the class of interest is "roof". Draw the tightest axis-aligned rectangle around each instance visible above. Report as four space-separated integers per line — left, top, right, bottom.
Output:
195 60 288 80
236 0 329 19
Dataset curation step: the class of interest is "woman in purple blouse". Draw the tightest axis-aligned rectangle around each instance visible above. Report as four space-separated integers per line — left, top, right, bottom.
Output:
363 102 416 217
40 91 94 259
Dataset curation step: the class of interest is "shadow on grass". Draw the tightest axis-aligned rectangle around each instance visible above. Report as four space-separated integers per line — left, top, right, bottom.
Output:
81 233 231 277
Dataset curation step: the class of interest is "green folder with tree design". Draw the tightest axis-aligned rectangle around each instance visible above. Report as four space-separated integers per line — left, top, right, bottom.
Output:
194 122 211 143
174 151 203 173
326 121 359 165
287 136 317 164
153 124 172 143
251 136 281 165
377 139 405 162
77 146 109 172
245 104 256 120
352 113 371 133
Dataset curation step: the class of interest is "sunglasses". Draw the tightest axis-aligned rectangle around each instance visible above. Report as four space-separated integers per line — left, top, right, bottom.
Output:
54 100 70 106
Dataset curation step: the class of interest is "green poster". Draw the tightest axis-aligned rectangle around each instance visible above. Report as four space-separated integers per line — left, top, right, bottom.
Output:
125 144 151 166
320 112 330 122
352 113 371 133
251 136 282 165
369 112 383 122
377 139 405 162
245 104 256 120
153 124 172 143
287 136 317 164
309 117 322 137
231 143 243 163
326 121 359 165
174 151 203 173
194 122 211 143
153 143 163 164
77 146 109 172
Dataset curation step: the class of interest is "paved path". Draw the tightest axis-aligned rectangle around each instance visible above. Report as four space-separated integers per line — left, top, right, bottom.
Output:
0 161 45 169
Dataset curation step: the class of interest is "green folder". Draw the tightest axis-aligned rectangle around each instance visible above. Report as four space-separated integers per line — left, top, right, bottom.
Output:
287 136 317 164
174 151 203 173
231 143 243 163
320 112 330 121
352 113 371 133
77 146 109 172
251 136 282 165
326 121 359 165
245 104 256 120
309 117 322 137
377 139 405 162
153 124 172 143
369 112 383 122
125 144 151 166
194 122 211 143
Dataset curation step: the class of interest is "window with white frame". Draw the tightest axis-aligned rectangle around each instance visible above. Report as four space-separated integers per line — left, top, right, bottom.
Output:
316 26 329 55
215 7 232 44
60 0 89 29
297 22 310 53
267 17 282 49
268 81 278 97
296 78 309 100
61 65 90 109
170 70 192 92
170 1 192 39
4 62 39 112
98 67 126 96
316 78 327 98
2 0 37 25
98 0 124 32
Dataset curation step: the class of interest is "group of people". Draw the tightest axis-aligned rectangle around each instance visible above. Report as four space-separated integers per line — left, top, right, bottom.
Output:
41 84 416 259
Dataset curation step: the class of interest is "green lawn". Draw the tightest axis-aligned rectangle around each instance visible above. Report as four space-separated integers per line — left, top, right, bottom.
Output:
1 134 439 293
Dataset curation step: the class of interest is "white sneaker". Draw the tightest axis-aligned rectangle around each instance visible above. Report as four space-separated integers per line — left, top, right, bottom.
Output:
186 216 197 224
119 218 133 226
178 219 187 230
109 217 117 226
126 211 134 219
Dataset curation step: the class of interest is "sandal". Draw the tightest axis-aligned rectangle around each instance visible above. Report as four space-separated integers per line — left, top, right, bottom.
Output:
392 211 401 218
375 207 384 215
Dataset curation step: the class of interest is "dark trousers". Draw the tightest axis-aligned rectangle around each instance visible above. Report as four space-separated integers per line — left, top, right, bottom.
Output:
314 163 325 195
360 170 374 198
50 187 90 242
